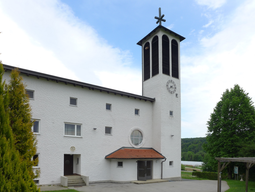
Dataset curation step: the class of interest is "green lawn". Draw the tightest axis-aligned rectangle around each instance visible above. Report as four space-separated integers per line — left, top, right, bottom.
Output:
225 180 255 192
181 171 207 180
43 190 77 192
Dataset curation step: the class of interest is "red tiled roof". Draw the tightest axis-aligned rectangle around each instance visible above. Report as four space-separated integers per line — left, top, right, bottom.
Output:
105 147 165 159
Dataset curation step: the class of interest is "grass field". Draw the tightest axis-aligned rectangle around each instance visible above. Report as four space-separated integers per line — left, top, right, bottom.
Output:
181 171 255 191
225 180 255 192
181 171 207 180
43 190 77 192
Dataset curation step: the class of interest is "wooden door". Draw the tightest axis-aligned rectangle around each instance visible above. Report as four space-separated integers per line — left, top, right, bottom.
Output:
64 154 73 175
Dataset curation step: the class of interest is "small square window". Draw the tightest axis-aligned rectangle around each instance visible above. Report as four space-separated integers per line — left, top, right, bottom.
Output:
105 127 112 135
170 111 173 116
169 161 173 166
33 154 39 166
70 98 77 106
26 90 34 99
135 109 139 115
32 120 39 133
117 161 123 167
106 103 111 110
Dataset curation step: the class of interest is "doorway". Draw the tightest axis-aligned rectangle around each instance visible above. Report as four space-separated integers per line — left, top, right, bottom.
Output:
137 160 152 181
64 154 73 175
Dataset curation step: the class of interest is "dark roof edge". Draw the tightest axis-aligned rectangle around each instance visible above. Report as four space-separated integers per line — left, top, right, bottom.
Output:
137 25 185 46
2 64 155 102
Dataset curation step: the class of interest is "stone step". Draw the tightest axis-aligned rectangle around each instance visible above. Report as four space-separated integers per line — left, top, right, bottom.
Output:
66 175 86 186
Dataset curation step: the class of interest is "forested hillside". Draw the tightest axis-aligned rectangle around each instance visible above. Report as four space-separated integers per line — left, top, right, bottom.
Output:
181 137 207 161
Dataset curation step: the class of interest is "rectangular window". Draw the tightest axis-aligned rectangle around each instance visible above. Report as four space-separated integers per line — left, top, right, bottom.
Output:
106 103 111 110
117 161 123 167
33 154 39 166
26 89 34 99
33 180 39 184
32 120 39 133
135 109 140 115
170 111 173 116
169 161 173 166
65 123 81 136
70 97 77 106
105 127 112 135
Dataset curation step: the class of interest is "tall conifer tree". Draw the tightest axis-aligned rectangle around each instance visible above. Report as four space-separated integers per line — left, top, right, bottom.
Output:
8 68 37 178
0 63 39 191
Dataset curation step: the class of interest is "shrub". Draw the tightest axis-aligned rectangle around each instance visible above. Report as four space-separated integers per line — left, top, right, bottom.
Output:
192 171 227 180
181 164 185 170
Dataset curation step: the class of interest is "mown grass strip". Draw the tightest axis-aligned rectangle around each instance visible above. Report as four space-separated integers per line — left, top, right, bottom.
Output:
181 171 207 180
43 190 78 192
225 179 255 192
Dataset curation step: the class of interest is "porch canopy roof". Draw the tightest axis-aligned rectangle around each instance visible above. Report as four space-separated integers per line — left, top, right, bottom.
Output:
105 147 165 159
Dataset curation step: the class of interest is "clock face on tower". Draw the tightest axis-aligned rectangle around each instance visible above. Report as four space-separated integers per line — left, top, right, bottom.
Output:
166 80 176 94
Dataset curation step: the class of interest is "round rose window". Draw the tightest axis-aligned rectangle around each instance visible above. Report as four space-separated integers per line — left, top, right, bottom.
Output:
130 130 143 146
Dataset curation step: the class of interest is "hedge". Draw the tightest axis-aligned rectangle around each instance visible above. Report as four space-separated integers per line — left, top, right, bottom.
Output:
192 171 228 180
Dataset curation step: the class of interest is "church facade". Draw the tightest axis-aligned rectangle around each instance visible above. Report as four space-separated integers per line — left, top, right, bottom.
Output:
2 16 185 185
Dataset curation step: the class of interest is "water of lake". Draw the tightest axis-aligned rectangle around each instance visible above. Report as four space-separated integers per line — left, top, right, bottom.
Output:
181 161 203 166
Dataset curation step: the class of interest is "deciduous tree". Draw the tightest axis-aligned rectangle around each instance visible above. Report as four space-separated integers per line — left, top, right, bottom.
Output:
203 85 255 176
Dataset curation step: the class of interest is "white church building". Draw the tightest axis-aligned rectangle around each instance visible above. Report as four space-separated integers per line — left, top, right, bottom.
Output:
3 10 185 186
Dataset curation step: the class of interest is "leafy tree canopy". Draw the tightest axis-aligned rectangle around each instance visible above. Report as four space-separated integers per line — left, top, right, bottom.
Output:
203 85 255 172
181 137 207 161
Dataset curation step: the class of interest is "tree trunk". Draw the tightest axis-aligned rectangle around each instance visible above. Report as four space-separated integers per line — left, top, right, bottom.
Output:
228 165 233 179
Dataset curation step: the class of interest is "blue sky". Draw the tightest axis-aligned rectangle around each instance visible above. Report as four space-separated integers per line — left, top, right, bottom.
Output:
1 0 255 138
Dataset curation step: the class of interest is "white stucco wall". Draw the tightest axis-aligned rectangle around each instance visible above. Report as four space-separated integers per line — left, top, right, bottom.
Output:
141 29 182 180
3 71 156 185
109 159 163 182
2 27 182 184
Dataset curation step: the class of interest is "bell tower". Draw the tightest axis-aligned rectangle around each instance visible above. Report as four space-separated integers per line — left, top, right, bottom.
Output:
137 8 185 179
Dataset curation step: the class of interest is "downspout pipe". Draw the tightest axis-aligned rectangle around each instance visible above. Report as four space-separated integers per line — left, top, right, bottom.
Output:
161 157 167 179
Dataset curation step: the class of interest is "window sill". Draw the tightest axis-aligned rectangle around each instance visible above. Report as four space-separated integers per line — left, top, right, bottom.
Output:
69 105 77 107
33 133 40 135
64 135 83 138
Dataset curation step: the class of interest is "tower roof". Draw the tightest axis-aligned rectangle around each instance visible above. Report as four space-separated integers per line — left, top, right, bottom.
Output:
137 25 185 46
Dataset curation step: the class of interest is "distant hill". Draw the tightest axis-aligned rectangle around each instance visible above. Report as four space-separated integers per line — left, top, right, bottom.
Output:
181 137 207 161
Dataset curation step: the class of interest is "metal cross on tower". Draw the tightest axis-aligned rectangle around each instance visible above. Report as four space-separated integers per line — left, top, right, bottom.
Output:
154 7 166 25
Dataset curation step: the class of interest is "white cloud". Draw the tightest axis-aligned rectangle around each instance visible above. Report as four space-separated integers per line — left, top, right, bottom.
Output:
181 0 255 137
203 20 213 28
0 10 78 80
195 0 227 9
0 0 140 94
